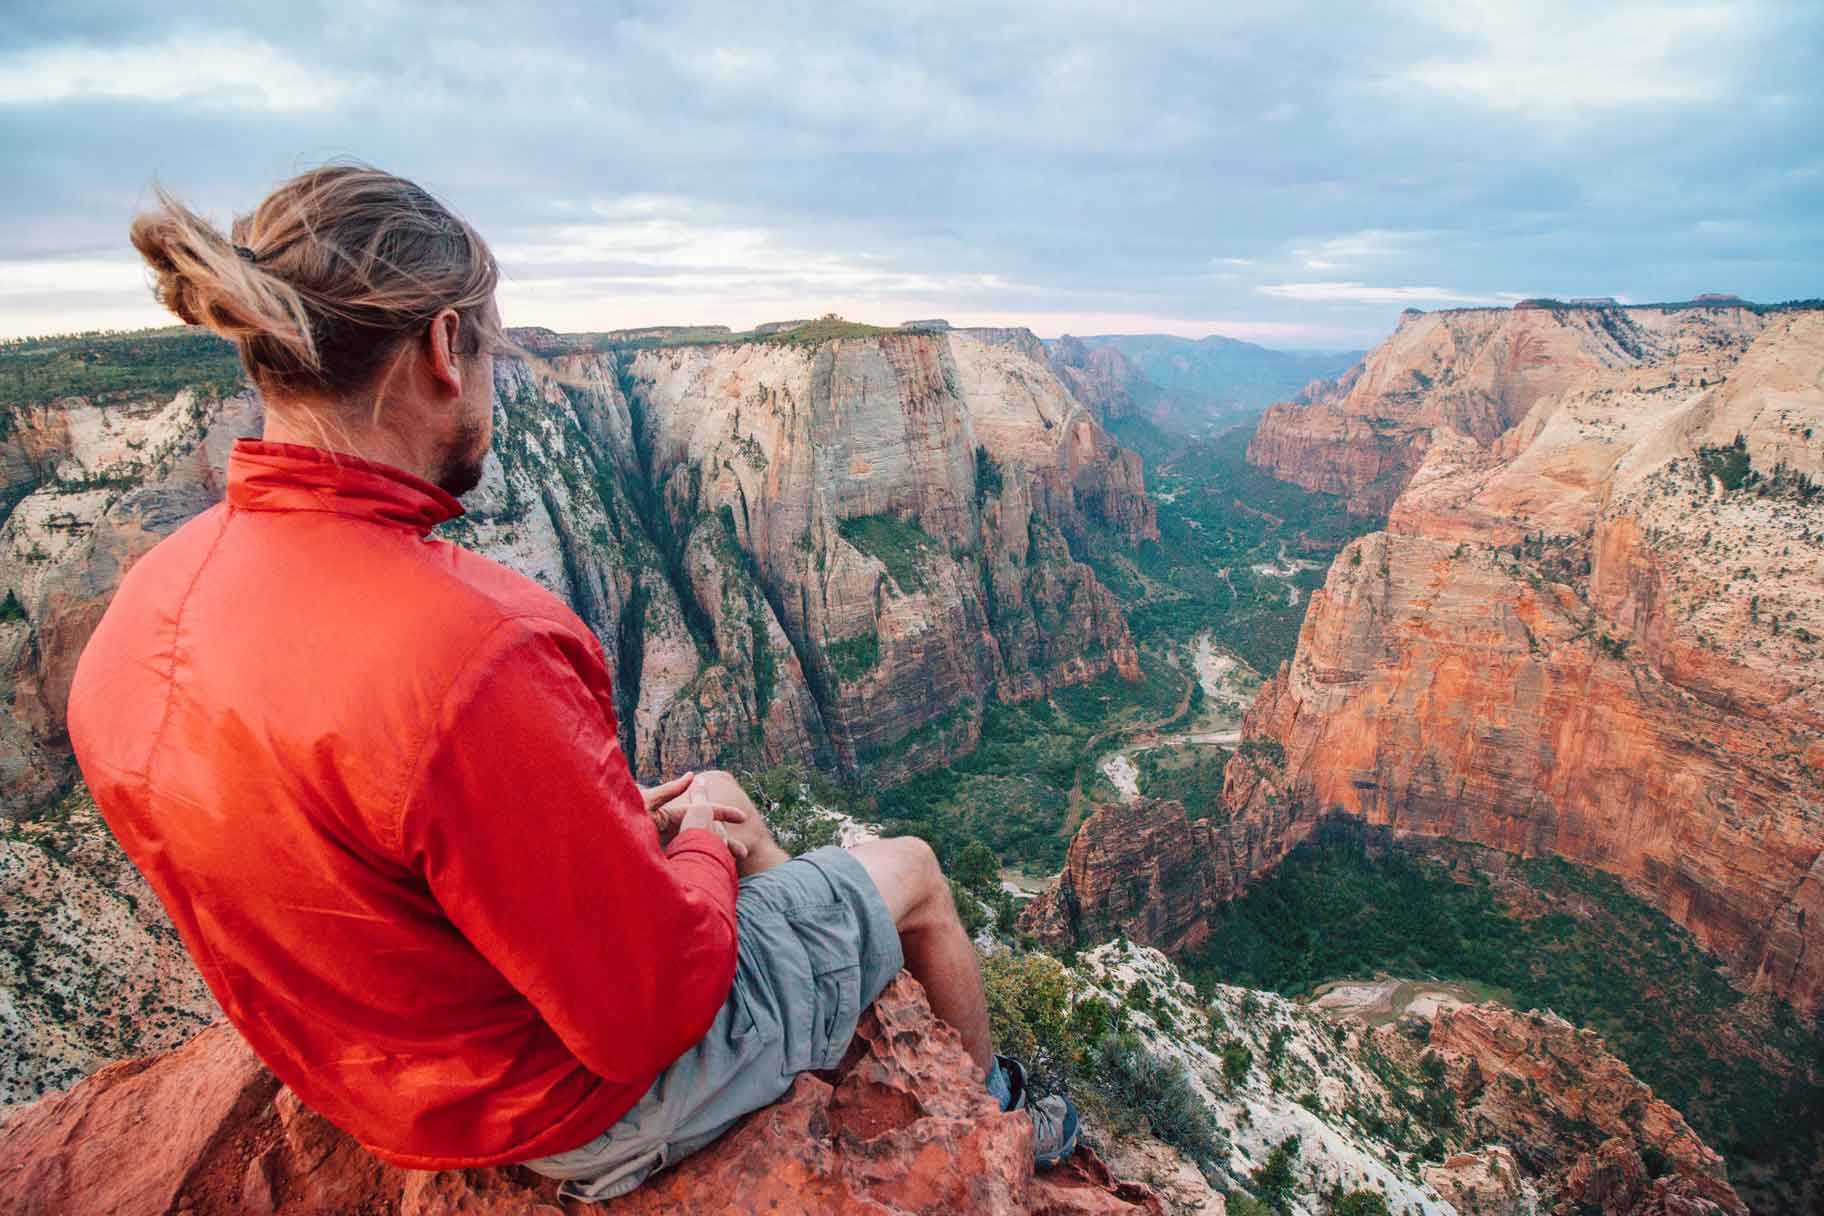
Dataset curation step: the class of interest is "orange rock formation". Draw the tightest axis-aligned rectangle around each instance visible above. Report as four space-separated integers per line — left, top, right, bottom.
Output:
1226 304 1824 1012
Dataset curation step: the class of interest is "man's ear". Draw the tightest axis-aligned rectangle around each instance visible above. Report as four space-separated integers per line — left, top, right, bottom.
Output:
426 308 464 396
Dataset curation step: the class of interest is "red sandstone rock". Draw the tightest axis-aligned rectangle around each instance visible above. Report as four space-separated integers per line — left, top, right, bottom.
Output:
1022 800 1235 952
0 974 1159 1216
1019 786 1319 956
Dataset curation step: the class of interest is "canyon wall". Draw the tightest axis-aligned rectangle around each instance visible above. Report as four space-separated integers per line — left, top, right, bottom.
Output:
616 329 1150 781
1019 795 1319 954
1226 305 1824 1011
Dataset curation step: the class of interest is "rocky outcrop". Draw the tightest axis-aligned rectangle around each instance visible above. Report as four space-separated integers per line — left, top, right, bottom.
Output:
1018 797 1317 954
1420 1146 1533 1216
620 329 1150 781
0 973 1161 1216
1247 304 1772 514
1391 1003 1747 1215
0 789 217 1115
0 388 262 808
1047 336 1154 425
1224 307 1824 1013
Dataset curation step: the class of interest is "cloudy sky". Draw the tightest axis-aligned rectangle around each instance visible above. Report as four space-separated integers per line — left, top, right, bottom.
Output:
2 0 1819 348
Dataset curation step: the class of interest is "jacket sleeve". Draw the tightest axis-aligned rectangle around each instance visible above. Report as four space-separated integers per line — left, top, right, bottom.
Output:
398 613 739 1085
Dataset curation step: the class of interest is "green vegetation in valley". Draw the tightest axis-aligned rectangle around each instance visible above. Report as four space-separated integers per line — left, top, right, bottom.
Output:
1699 433 1754 492
865 419 1355 873
1696 432 1821 502
0 329 245 408
1131 744 1230 823
837 513 936 593
1183 828 1824 1215
870 652 1187 869
1088 420 1379 672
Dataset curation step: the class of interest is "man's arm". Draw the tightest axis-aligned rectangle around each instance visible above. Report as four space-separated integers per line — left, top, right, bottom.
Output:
398 614 739 1085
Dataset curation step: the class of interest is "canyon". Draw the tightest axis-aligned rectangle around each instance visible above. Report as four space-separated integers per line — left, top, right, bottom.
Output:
1032 302 1824 1016
5 300 1820 1211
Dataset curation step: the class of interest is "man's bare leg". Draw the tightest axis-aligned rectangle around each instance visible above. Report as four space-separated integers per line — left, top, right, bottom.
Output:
690 778 991 1072
849 836 993 1075
690 771 790 877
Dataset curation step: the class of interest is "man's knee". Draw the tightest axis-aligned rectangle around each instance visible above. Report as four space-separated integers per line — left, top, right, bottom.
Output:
851 836 951 930
690 771 789 876
691 770 755 812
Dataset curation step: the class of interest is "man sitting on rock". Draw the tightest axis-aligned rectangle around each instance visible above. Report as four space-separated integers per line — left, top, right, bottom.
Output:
66 164 1078 1203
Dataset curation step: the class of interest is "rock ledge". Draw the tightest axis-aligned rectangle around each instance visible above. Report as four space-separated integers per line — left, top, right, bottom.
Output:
0 974 1159 1215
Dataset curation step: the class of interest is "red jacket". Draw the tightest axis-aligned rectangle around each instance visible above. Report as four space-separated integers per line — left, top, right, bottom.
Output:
66 439 738 1168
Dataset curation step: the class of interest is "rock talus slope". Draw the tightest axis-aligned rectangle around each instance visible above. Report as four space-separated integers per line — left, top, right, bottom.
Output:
1055 942 1743 1216
1228 305 1824 1011
1404 1003 1746 1215
0 973 1161 1216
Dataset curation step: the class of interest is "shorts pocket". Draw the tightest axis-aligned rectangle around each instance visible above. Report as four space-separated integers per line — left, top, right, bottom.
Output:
812 962 863 1070
775 900 866 1075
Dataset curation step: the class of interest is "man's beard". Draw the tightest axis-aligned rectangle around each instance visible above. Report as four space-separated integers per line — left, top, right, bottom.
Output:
434 417 488 497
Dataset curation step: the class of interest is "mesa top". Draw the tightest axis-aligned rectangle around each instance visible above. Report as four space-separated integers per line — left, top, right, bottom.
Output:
66 439 739 1168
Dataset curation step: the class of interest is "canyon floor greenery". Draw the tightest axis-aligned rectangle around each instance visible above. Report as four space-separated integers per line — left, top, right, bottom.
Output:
1093 418 1379 673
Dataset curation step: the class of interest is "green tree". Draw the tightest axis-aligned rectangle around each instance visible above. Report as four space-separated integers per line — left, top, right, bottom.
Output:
1250 1135 1303 1214
738 764 839 857
0 590 24 623
1220 1038 1253 1089
1089 1031 1227 1176
1330 1190 1391 1216
957 839 1000 897
981 951 1077 1095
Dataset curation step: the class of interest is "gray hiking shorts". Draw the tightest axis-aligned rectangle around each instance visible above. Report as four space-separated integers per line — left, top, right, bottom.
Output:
520 845 904 1202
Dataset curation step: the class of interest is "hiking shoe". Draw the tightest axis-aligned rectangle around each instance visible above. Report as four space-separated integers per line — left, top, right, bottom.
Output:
991 1054 1080 1168
1029 1092 1081 1169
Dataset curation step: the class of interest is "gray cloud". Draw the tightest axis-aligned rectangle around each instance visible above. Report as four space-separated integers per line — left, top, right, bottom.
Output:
2 0 1819 345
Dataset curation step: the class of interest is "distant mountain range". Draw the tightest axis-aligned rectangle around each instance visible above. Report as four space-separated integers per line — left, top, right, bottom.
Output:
1045 332 1362 436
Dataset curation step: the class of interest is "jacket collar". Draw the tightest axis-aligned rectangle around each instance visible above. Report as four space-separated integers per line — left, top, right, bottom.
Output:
226 439 466 533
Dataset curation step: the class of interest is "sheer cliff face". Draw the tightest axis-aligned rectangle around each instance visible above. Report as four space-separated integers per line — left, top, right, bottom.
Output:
1227 308 1824 1011
619 331 1149 778
0 329 1149 806
1247 305 1772 515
